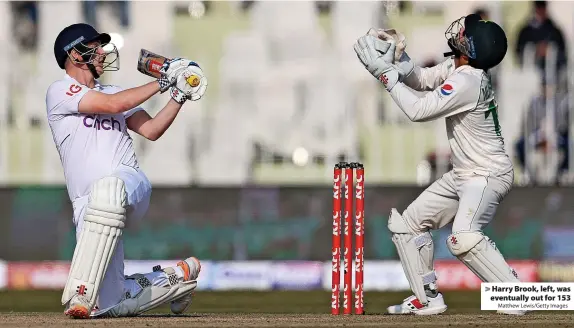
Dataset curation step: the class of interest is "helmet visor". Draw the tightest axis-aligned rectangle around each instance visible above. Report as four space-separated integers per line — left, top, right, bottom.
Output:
445 16 476 59
67 40 120 72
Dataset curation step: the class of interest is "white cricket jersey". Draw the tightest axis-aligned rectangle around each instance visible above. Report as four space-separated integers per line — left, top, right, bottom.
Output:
45 74 144 201
390 57 513 176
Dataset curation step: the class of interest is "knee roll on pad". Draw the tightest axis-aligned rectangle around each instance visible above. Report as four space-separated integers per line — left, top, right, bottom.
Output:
446 231 520 283
62 177 128 309
388 208 437 305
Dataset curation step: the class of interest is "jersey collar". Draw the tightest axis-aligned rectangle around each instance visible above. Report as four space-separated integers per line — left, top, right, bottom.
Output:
455 64 482 75
63 74 103 90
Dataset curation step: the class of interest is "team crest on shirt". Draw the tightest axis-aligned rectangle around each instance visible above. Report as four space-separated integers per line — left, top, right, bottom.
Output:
440 84 454 96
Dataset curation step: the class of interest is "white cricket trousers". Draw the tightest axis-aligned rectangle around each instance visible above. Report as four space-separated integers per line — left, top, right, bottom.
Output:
72 165 152 313
401 169 514 234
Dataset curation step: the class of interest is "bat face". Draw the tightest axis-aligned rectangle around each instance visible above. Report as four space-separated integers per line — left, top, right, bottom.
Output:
137 49 169 79
137 48 203 89
147 59 165 76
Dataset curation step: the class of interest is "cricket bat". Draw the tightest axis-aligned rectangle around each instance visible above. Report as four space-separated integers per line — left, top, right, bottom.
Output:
137 48 201 87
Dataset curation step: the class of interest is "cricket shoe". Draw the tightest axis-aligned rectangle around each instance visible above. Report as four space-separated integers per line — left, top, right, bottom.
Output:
387 293 447 315
170 257 201 314
64 295 91 319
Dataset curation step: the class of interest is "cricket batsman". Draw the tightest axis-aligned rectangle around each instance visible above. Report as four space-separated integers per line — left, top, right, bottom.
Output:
354 14 526 315
46 23 207 319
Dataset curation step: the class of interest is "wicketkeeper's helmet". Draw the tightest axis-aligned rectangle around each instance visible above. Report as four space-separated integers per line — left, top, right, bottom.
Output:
54 23 119 78
444 14 507 70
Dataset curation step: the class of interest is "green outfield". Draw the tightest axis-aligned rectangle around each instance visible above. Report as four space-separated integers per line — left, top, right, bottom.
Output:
0 290 572 327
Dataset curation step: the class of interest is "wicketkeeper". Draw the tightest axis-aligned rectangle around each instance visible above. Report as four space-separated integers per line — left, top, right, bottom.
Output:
354 14 527 315
46 23 207 318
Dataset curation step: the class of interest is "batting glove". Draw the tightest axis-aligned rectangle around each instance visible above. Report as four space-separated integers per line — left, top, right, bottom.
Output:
169 65 208 104
354 35 399 91
170 85 187 104
157 58 189 93
160 58 195 86
158 76 173 93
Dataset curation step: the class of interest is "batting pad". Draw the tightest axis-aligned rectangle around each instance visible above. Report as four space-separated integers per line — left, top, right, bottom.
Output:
388 209 436 305
447 231 521 283
62 177 127 308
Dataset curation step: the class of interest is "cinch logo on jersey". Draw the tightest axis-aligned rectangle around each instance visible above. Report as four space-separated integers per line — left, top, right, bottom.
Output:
440 84 454 96
83 115 122 131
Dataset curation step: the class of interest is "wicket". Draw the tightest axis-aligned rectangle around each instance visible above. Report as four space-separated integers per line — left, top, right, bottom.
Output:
331 162 365 315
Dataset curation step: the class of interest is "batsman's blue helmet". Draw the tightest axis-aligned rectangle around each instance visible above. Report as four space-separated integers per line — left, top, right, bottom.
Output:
54 23 111 69
54 23 119 78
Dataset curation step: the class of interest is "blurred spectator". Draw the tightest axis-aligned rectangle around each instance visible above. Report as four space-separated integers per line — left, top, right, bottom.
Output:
514 77 570 185
399 1 407 13
11 1 38 51
473 7 489 20
240 1 255 12
379 1 405 16
315 1 331 14
515 1 567 75
83 1 131 30
201 1 212 14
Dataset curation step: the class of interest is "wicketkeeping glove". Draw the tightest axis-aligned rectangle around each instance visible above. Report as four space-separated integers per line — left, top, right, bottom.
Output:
366 28 414 82
354 35 399 91
368 28 407 62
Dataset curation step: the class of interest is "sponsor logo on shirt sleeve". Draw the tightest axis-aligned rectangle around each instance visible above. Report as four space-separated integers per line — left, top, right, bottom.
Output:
440 84 454 96
65 84 83 96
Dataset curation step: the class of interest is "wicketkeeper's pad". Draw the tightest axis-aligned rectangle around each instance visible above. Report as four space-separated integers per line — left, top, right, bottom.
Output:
447 231 521 283
388 208 437 305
